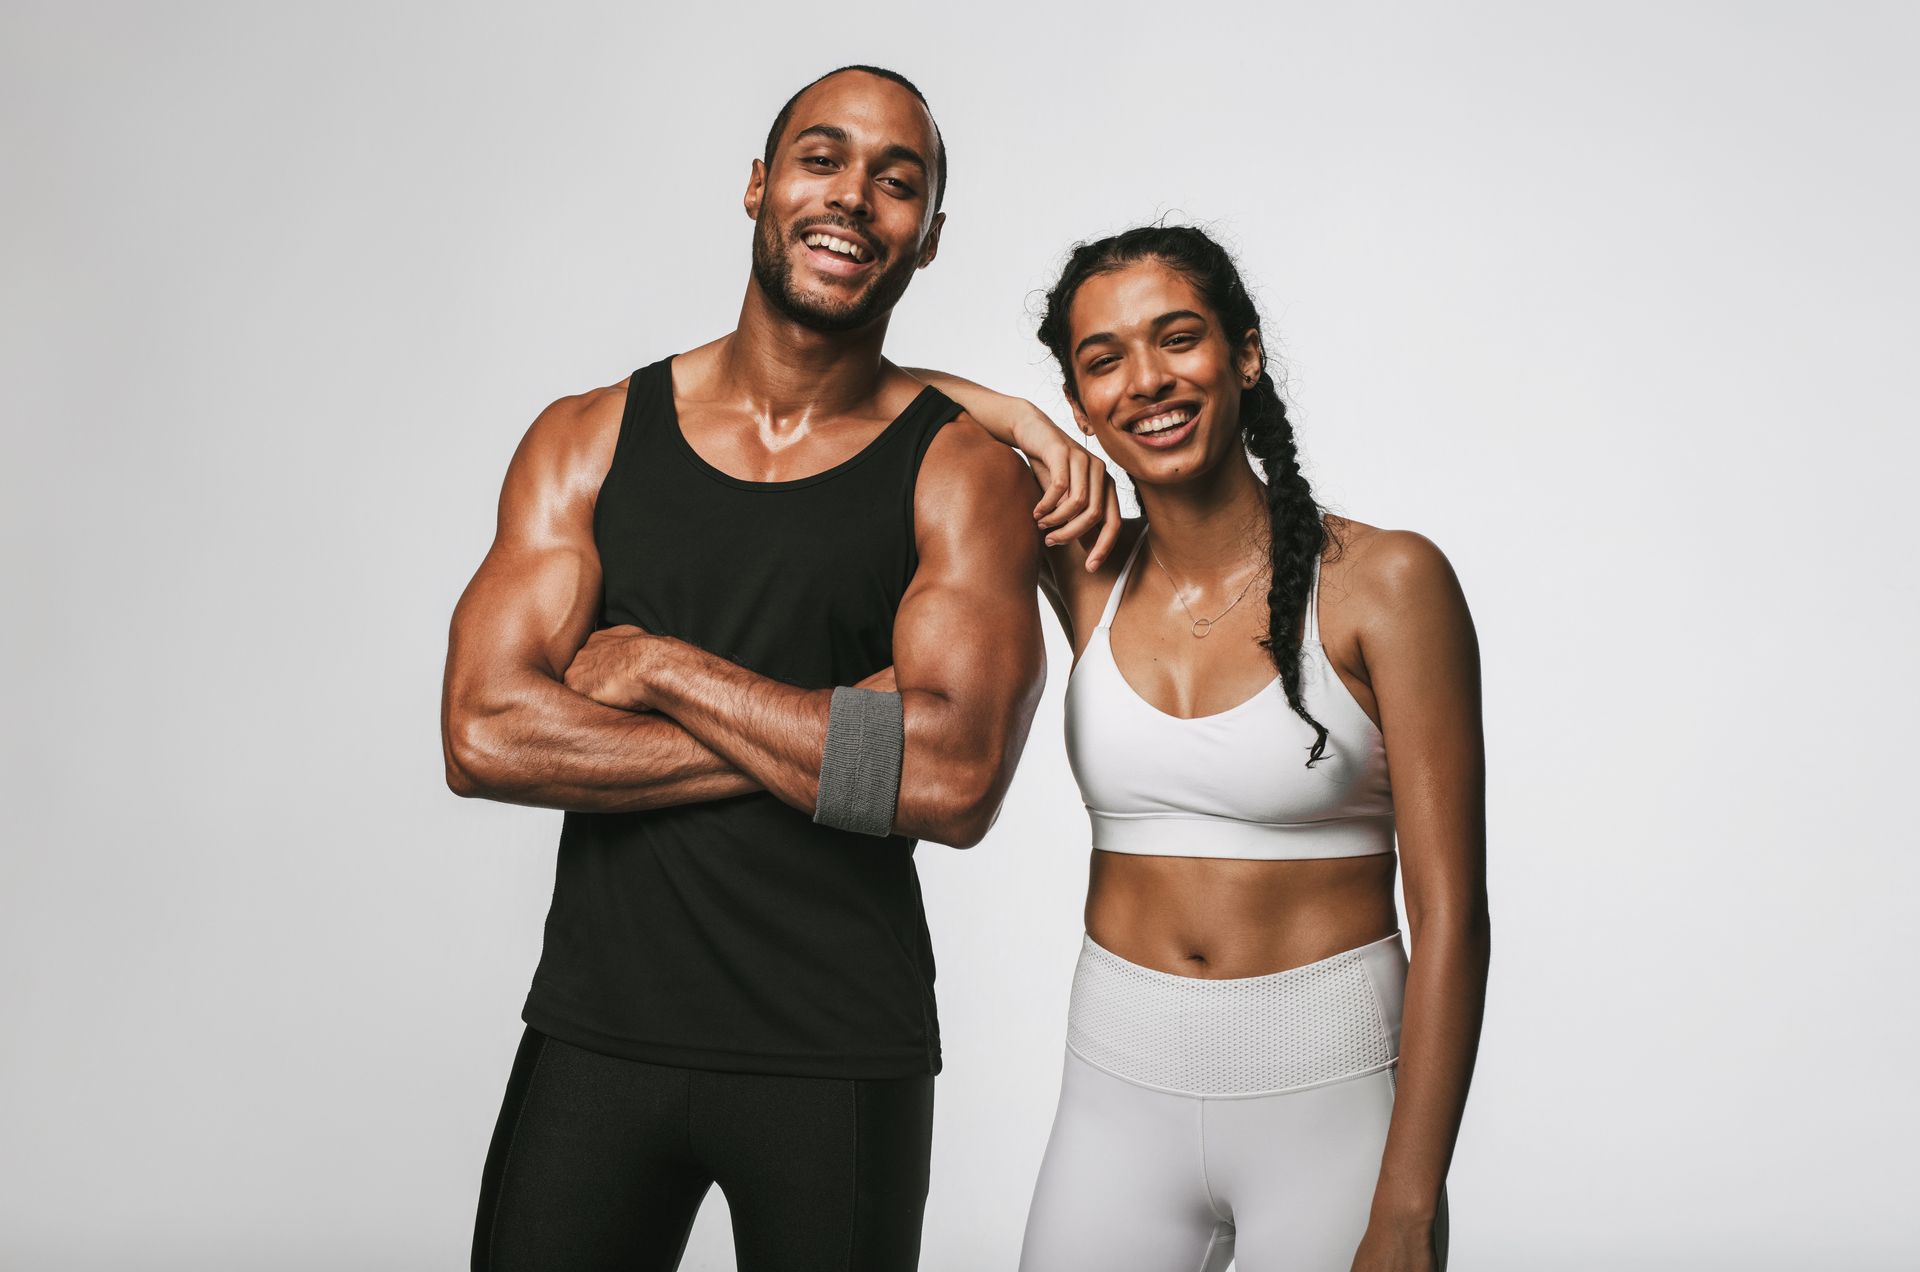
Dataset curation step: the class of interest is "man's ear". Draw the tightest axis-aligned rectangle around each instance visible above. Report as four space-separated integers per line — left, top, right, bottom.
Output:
916 211 946 269
744 158 765 221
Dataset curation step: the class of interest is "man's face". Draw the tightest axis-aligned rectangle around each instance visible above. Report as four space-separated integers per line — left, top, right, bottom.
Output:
746 72 945 333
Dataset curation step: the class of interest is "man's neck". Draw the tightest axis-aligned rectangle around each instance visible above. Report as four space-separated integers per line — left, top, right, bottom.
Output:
718 281 893 422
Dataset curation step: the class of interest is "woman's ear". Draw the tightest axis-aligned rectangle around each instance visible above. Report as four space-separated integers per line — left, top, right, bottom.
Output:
1067 395 1095 436
1238 329 1264 387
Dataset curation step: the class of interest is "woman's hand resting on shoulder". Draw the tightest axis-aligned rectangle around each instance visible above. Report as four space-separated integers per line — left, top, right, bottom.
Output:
906 367 1124 570
1014 403 1124 570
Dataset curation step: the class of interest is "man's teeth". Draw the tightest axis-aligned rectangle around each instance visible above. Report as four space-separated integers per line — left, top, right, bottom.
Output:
803 232 872 262
1132 409 1191 435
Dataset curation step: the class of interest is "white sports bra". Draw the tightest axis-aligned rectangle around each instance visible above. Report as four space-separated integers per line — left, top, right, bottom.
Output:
1063 528 1395 861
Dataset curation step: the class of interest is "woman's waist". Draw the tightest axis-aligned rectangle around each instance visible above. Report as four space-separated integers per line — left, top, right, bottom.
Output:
1086 848 1397 979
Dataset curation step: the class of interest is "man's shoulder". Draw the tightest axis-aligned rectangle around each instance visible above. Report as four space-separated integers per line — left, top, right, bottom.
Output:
507 376 636 491
918 410 1030 490
532 367 648 443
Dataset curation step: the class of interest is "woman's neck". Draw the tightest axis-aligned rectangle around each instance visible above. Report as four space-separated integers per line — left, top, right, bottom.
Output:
1135 451 1272 581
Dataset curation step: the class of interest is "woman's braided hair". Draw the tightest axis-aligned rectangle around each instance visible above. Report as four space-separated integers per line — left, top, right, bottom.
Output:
1036 224 1332 765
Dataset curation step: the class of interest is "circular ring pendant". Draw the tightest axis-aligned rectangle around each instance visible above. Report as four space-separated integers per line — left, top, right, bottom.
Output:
1191 618 1214 638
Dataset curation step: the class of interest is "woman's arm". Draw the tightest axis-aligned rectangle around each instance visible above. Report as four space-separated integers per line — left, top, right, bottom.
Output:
1350 530 1490 1272
904 368 1123 572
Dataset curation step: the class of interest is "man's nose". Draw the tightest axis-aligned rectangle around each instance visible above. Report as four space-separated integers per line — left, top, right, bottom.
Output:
826 168 873 221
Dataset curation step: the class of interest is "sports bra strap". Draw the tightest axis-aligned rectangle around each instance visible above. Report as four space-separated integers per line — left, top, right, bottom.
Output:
1303 552 1323 645
1096 529 1151 630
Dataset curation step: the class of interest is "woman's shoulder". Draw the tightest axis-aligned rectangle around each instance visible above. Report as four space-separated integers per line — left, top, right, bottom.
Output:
1054 516 1147 595
1049 517 1148 648
1321 514 1470 632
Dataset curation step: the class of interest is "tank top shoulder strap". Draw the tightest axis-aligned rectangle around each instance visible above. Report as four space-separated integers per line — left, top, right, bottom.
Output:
903 384 964 472
606 357 673 473
1096 527 1151 630
895 385 964 580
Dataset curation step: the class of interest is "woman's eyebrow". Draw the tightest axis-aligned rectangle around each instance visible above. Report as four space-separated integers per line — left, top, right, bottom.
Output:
1074 310 1207 358
1074 329 1117 358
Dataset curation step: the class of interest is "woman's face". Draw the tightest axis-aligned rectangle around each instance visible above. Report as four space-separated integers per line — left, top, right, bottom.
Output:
1064 259 1262 490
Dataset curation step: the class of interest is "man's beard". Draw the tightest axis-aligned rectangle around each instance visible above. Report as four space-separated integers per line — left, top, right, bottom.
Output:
750 215 920 334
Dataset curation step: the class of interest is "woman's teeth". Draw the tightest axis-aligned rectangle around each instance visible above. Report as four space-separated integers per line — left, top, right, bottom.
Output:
803 232 872 263
1132 409 1190 436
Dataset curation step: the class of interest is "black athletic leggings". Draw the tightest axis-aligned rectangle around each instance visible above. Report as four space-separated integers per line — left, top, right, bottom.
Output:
472 1026 935 1271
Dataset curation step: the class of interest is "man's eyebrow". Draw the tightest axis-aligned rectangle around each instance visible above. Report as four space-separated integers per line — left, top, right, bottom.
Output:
1073 310 1208 358
877 144 928 179
791 124 850 147
791 127 928 182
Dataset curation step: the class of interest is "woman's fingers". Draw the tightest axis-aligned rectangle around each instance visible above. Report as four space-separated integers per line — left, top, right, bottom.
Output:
1032 455 1068 521
1085 482 1124 571
1043 453 1092 544
1053 458 1107 546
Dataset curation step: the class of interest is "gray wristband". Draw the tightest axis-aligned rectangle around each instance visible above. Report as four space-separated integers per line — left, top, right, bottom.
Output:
814 686 905 837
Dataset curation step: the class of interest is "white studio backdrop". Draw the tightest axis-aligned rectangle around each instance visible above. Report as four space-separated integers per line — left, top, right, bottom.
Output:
4 2 1916 1268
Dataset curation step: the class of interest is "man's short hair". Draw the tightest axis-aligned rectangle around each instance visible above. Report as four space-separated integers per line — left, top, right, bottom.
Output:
762 65 948 212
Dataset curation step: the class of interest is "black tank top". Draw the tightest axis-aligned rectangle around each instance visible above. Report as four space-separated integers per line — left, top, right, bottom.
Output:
521 357 962 1078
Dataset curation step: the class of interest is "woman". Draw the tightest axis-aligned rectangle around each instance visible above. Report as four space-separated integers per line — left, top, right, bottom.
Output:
917 225 1487 1271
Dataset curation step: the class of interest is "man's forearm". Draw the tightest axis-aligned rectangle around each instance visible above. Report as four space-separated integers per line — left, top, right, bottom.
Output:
637 637 1017 846
445 673 759 812
640 639 833 813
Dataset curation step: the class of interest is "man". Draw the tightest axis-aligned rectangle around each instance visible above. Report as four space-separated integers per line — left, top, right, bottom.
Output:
442 65 1091 1270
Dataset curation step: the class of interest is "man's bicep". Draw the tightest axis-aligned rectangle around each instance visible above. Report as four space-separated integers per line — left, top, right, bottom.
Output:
893 424 1044 702
449 396 615 686
451 539 601 684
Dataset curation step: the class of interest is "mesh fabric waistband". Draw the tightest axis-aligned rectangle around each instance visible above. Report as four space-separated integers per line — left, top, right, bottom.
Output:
1065 932 1406 1097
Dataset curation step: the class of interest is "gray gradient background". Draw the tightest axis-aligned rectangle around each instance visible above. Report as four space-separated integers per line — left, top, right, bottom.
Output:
4 2 1917 1268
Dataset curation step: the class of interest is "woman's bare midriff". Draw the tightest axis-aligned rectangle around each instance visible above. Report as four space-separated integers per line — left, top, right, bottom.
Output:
1085 849 1399 979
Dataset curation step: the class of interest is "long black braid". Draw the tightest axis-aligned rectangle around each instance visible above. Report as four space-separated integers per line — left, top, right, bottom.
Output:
1036 225 1334 765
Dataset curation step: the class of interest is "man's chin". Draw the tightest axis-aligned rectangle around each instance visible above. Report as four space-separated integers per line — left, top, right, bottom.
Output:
771 286 881 334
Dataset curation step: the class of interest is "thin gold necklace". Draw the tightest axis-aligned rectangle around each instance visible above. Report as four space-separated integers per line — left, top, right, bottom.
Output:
1145 531 1265 639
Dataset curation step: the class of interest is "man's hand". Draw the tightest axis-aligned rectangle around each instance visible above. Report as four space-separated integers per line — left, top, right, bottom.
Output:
854 664 897 693
564 624 660 712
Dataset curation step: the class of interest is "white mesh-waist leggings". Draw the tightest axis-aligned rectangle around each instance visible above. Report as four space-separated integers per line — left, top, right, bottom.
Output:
1017 932 1447 1272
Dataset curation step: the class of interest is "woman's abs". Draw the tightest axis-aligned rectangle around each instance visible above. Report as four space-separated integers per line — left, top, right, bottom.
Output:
1085 849 1399 979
